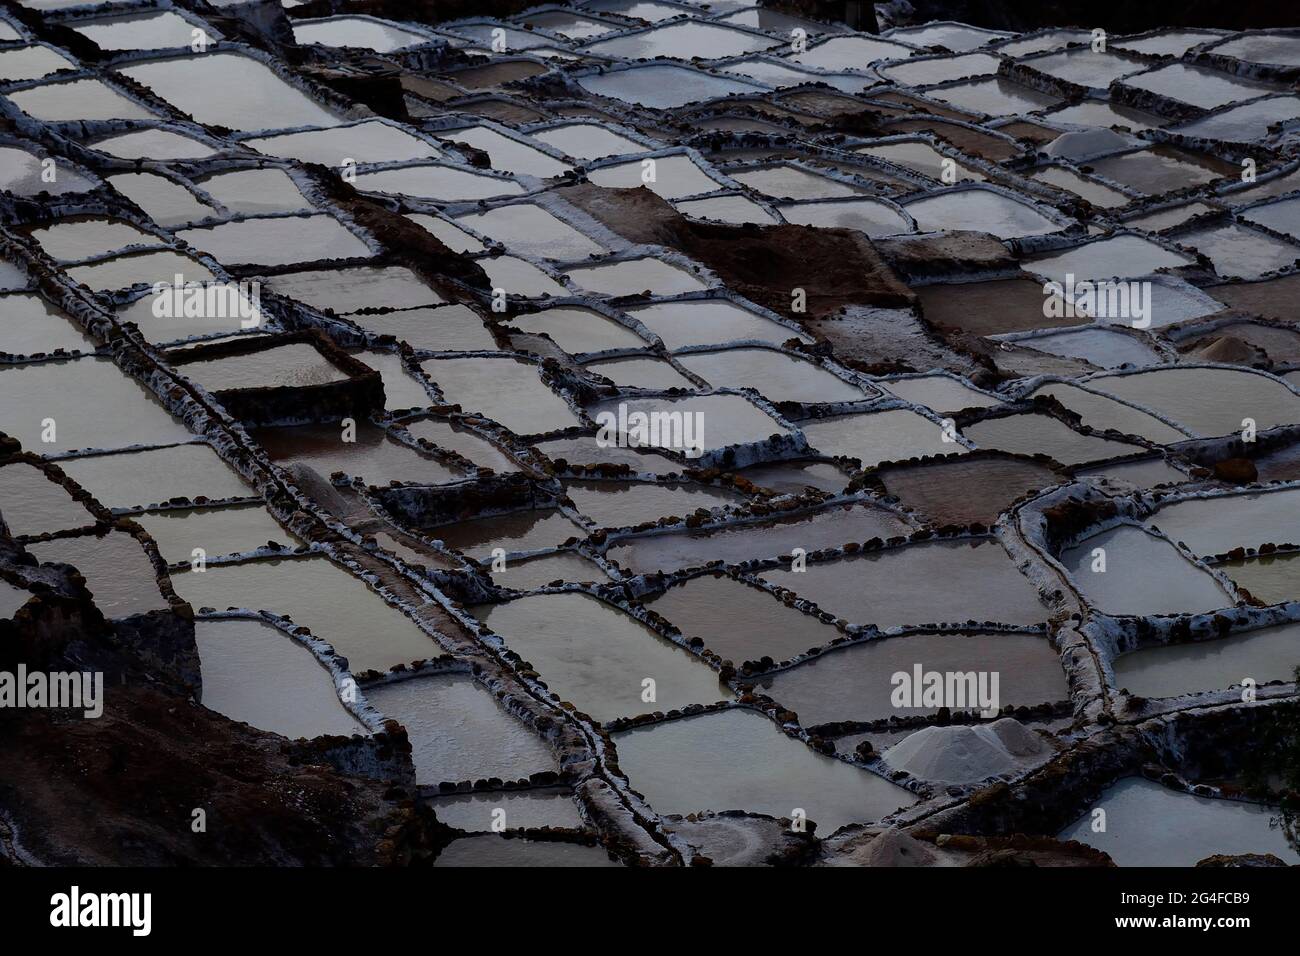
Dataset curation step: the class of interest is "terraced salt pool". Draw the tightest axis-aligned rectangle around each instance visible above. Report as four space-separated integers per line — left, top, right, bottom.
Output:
614 708 915 833
473 592 728 720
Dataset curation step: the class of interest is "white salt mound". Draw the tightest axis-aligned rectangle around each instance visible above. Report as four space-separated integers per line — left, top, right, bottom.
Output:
882 718 1048 784
851 827 938 867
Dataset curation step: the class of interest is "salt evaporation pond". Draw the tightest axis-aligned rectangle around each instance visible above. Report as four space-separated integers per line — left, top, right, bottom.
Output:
1113 620 1300 698
0 357 192 453
403 419 518 473
530 122 645 161
355 305 498 353
606 502 909 573
1088 367 1300 437
926 77 1059 116
567 257 708 298
614 708 915 833
473 592 727 721
177 215 369 268
119 52 342 131
904 188 1059 239
246 121 442 165
489 552 603 591
758 631 1068 725
677 348 869 404
880 457 1060 526
1059 777 1299 866
1221 553 1300 604
171 557 436 673
91 128 217 161
424 357 580 435
588 154 722 200
964 413 1142 465
292 16 430 52
779 199 913 237
0 292 97 356
1179 223 1299 280
1148 489 1300 556
457 205 604 260
1059 525 1230 617
1120 62 1282 110
268 265 442 313
366 674 555 784
588 393 790 454
58 442 247 510
28 532 168 618
7 78 156 122
732 164 865 200
761 539 1047 628
508 306 644 354
801 408 961 469
254 422 463 487
0 462 95 536
732 460 847 495
134 504 294 564
585 357 696 390
427 790 584 832
881 375 1000 414
564 480 742 529
577 64 764 109
355 164 524 202
107 172 212 228
642 573 841 663
1030 383 1188 444
0 579 32 620
584 20 776 60
431 509 584 561
70 11 206 51
196 619 366 738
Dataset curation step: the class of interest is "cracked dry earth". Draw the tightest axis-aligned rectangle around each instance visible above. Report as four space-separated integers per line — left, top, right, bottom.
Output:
1 0 1300 867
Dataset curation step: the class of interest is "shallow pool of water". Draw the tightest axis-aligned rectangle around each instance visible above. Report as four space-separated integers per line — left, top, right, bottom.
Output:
965 412 1142 465
246 120 441 165
1121 62 1282 110
530 122 646 161
927 77 1060 116
474 592 727 720
59 443 247 510
177 215 369 268
1179 223 1299 280
568 258 709 298
606 501 908 573
423 357 580 434
428 789 584 832
643 573 842 663
904 188 1059 239
1149 489 1300 556
801 408 960 469
779 198 913 237
196 619 367 738
1030 382 1188 443
7 78 155 121
586 20 776 60
0 461 96 536
577 64 765 109
1088 367 1300 438
1060 776 1299 865
367 673 555 784
355 164 525 202
29 531 169 618
134 503 294 564
880 456 1059 525
0 292 97 356
587 393 790 455
759 630 1067 724
255 421 463 486
440 126 571 179
120 52 342 131
431 509 584 561
614 708 915 832
293 15 430 52
565 479 742 529
762 538 1047 628
457 204 604 260
173 556 437 672
588 153 723 200
0 356 191 453
71 10 206 51
677 348 869 405
1060 524 1230 616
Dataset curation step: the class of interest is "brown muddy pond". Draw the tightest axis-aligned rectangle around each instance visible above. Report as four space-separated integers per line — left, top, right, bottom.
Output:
366 673 555 784
761 538 1047 628
614 708 915 833
430 509 584 561
642 573 841 663
880 456 1060 525
196 619 367 739
473 592 728 721
606 502 910 574
254 422 464 486
758 630 1068 724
